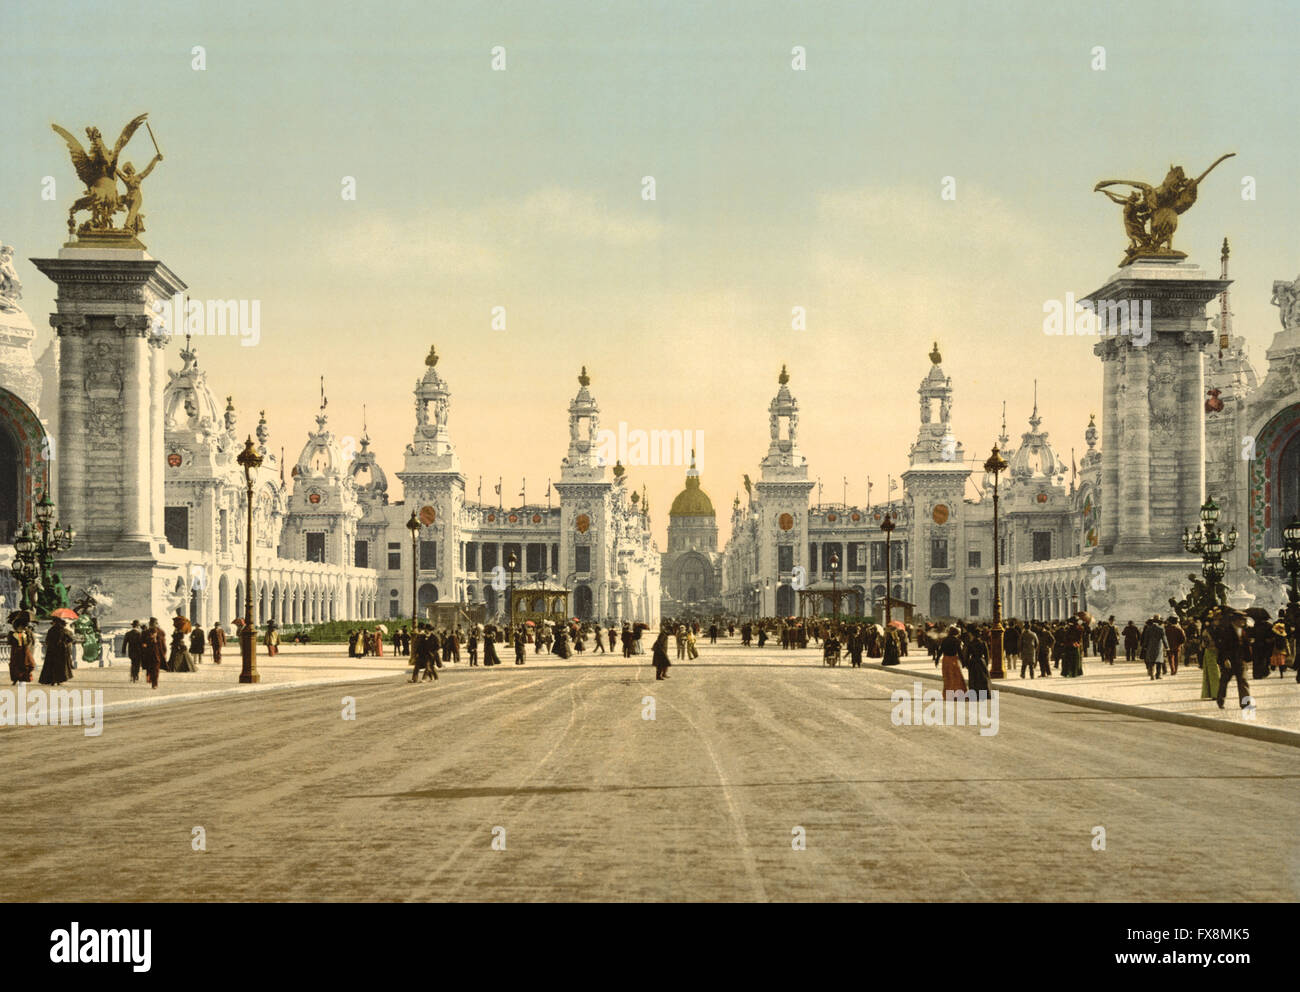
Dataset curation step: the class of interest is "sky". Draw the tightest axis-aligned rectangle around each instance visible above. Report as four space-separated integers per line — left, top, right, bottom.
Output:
2 0 1298 546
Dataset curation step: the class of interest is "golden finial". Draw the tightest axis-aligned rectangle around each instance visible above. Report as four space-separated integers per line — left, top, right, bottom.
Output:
578 365 590 387
778 364 789 385
929 341 942 365
425 345 439 367
612 460 625 478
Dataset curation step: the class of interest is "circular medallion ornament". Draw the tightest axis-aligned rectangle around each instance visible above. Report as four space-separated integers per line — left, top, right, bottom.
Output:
851 512 861 522
308 492 322 505
1036 492 1048 504
532 513 541 524
873 512 881 521
827 512 837 523
932 504 949 525
508 513 518 523
419 505 436 526
167 453 182 467
778 512 794 531
487 513 495 523
576 513 590 534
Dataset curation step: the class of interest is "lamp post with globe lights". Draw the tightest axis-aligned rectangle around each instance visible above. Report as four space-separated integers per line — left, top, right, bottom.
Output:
984 445 1008 679
406 510 421 632
237 438 263 684
828 550 840 618
881 512 895 627
10 491 74 616
1182 497 1237 608
507 550 518 631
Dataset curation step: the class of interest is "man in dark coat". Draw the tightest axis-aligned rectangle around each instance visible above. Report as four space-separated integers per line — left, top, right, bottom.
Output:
142 617 167 689
1037 624 1053 677
189 624 206 663
1122 621 1140 662
514 626 526 664
1140 617 1168 679
209 622 226 664
1213 610 1251 709
124 619 144 682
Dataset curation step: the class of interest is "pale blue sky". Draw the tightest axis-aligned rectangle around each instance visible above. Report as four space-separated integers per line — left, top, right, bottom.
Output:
3 0 1297 542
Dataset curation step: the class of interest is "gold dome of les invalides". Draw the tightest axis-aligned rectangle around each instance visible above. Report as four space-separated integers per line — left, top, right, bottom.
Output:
669 473 715 518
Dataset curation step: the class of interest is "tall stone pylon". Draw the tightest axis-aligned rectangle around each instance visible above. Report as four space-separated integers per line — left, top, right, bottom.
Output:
1087 256 1228 618
31 243 188 622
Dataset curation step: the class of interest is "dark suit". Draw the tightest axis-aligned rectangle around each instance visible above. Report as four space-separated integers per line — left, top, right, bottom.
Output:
1213 620 1251 708
124 626 144 682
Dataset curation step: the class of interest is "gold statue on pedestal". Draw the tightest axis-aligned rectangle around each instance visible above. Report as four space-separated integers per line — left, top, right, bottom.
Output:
51 112 163 246
1095 153 1234 266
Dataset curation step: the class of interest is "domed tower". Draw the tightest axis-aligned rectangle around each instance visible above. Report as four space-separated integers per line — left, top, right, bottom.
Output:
281 393 362 566
754 365 815 616
661 452 721 609
161 338 257 557
349 430 389 511
668 452 717 550
902 342 971 620
556 366 615 618
396 346 466 612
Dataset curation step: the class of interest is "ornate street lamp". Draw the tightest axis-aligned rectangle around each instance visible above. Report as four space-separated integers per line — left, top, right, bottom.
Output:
506 550 518 631
10 491 75 616
984 445 1008 679
1183 496 1237 610
829 550 840 618
1281 515 1300 604
406 510 421 631
237 438 263 684
881 512 895 627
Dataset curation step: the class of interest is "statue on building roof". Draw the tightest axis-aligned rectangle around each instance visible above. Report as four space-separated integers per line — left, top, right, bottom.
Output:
0 244 23 314
51 113 163 241
1094 153 1235 265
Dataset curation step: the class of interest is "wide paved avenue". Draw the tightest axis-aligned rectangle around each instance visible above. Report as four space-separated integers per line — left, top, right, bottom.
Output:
4 647 1297 901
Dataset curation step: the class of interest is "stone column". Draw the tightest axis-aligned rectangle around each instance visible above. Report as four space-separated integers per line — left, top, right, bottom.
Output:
52 315 87 535
116 316 151 541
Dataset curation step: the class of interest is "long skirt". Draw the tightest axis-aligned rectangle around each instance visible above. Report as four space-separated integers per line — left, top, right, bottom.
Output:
1060 645 1083 678
941 655 967 694
170 647 197 672
1200 644 1221 699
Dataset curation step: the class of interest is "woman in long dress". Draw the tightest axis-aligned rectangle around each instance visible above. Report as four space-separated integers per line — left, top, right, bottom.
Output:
7 611 36 684
882 627 901 666
170 623 196 672
939 626 966 694
652 628 671 680
1199 624 1221 699
963 626 992 694
39 616 76 685
483 626 501 666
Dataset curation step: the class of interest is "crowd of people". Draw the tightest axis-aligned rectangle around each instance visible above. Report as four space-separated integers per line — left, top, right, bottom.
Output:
9 598 1297 712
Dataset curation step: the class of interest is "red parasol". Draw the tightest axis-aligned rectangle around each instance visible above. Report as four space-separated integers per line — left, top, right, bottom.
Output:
888 619 906 630
50 608 78 620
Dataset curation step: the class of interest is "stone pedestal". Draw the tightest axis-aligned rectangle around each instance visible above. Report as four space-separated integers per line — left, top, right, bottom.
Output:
1087 257 1227 621
30 245 188 624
